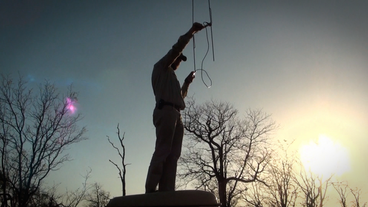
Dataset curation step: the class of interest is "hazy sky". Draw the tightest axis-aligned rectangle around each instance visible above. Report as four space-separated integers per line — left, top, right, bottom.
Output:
1 1 367 205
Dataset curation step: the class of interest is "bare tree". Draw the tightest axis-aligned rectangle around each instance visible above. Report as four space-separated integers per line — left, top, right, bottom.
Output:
0 74 86 207
350 187 367 207
60 168 92 207
295 164 333 207
242 181 267 207
296 169 319 207
179 99 275 207
107 124 129 196
265 140 298 207
267 159 298 207
332 181 349 207
84 183 110 207
26 185 61 207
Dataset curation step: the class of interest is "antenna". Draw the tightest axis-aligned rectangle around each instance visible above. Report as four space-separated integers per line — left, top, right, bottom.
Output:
192 0 197 72
208 0 215 61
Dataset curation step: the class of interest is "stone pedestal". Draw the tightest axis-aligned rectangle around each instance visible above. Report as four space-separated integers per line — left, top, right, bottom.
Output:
106 190 220 207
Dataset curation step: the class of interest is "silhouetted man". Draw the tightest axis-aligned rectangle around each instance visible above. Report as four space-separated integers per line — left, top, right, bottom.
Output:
146 22 205 193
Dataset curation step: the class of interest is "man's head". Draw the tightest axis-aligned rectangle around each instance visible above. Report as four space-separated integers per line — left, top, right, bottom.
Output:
171 54 187 70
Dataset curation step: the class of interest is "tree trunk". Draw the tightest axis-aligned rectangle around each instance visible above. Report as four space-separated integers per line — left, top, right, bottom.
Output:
18 191 30 207
218 179 227 207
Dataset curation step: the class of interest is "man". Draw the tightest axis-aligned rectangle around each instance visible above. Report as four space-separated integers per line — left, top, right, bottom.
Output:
146 22 205 193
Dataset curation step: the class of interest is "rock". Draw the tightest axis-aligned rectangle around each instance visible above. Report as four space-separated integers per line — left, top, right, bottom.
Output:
106 190 220 207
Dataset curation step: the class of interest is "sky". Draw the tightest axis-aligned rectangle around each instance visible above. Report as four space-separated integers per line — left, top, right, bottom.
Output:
1 0 368 205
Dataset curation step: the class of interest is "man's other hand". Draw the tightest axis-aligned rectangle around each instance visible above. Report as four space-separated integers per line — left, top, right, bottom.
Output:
185 71 196 84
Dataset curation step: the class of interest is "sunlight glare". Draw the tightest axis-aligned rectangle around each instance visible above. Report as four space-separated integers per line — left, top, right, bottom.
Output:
300 134 350 177
66 97 77 114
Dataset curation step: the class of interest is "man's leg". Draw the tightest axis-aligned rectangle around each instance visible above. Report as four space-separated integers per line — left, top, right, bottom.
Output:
159 113 183 191
145 108 178 193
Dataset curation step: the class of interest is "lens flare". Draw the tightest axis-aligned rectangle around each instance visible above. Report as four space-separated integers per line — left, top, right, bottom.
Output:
66 97 77 114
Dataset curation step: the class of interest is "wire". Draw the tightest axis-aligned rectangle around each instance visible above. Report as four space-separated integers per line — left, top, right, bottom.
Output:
196 24 213 88
191 0 214 88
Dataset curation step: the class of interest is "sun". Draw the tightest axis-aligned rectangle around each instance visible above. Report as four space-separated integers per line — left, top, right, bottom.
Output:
299 134 350 178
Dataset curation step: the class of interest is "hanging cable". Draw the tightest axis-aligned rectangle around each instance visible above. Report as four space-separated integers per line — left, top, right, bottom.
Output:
197 23 213 88
191 0 215 88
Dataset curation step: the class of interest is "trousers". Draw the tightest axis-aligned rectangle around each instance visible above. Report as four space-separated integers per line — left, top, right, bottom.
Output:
145 106 184 193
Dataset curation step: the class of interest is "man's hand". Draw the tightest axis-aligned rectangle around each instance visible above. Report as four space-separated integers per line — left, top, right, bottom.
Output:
189 22 205 34
185 71 196 84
